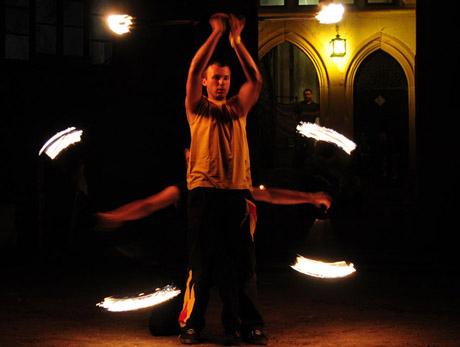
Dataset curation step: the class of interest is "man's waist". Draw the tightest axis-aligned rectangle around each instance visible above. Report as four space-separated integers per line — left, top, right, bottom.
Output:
187 180 251 191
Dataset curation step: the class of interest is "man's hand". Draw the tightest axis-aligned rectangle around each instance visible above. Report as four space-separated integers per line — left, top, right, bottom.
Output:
228 13 245 46
312 192 332 210
209 13 228 34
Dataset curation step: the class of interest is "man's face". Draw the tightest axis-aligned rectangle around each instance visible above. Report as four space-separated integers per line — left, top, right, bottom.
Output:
202 64 231 101
304 90 313 102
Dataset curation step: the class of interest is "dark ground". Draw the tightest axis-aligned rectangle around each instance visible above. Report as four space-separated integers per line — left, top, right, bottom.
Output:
1 182 460 347
1 252 460 347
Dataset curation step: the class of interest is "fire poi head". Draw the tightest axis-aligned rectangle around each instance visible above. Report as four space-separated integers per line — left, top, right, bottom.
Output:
107 14 134 35
315 2 345 24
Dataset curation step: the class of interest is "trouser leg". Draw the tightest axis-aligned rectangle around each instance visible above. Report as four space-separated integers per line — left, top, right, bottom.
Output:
179 188 212 332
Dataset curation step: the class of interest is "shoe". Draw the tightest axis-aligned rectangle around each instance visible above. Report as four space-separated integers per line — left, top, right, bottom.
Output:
222 330 241 346
242 328 268 345
179 328 201 344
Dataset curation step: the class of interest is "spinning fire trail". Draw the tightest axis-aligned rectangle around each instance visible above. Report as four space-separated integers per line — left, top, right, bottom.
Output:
97 285 181 312
293 121 357 279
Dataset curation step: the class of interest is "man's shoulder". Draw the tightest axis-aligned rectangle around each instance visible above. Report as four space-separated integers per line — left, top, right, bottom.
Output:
187 96 210 121
226 95 246 117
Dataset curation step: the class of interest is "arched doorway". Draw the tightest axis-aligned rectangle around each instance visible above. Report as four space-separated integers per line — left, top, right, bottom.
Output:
257 41 320 169
354 50 409 187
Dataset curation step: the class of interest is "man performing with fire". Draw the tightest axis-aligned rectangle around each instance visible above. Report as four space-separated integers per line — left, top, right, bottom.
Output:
96 175 331 344
177 12 266 345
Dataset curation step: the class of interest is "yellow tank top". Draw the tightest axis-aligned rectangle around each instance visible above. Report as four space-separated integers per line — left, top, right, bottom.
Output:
186 96 252 190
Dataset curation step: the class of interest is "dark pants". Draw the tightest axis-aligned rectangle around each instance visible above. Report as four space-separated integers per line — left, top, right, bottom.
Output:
179 188 263 334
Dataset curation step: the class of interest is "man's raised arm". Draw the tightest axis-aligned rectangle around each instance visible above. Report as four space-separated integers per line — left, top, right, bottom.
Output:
228 13 263 115
185 13 227 112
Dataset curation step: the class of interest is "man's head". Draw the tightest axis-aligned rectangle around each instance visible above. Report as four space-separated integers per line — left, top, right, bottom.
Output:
303 88 314 103
202 61 231 101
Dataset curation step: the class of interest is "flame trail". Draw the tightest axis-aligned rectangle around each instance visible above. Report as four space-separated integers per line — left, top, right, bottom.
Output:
39 127 83 160
296 122 356 155
291 255 356 279
97 284 181 312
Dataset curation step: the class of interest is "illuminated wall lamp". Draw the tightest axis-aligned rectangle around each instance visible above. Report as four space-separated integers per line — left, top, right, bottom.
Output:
330 25 346 57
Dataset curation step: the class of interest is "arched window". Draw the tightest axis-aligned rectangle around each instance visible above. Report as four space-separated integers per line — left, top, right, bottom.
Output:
354 49 408 185
257 41 319 169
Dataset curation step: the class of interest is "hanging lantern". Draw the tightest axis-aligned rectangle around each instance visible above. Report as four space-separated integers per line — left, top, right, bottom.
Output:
330 25 346 57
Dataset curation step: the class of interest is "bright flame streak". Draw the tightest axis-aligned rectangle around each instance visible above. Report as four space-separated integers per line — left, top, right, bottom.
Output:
39 127 83 160
44 130 83 160
315 3 344 24
39 127 76 156
107 14 133 35
96 285 181 312
291 255 356 279
296 122 356 155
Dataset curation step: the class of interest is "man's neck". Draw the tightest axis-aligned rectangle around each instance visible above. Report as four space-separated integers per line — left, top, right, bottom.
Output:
207 96 227 106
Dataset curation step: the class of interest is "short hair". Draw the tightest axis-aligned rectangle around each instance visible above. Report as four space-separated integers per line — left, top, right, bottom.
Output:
203 60 231 78
207 59 230 69
303 88 313 94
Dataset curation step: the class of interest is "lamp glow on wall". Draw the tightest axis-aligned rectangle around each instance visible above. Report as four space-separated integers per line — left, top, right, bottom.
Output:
330 24 346 57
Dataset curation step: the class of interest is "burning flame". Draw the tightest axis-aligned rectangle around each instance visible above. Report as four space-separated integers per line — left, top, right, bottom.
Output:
96 284 181 312
291 255 356 279
296 122 356 155
315 3 345 24
107 14 134 35
39 127 83 160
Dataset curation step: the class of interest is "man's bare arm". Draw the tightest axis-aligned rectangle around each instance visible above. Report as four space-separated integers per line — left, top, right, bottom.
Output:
185 13 227 112
228 14 263 115
95 185 181 230
251 186 332 210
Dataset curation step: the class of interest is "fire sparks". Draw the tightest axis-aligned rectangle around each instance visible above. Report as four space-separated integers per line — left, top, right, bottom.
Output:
291 255 356 279
315 3 345 24
296 122 356 155
107 14 134 35
38 127 83 160
96 284 181 312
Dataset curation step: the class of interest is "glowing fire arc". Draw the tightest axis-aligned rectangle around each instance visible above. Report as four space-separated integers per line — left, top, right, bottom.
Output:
96 284 181 312
296 122 357 155
291 255 356 279
39 127 83 160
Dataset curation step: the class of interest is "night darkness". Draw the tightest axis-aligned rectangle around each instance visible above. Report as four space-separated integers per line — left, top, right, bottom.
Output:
2 0 260 261
1 1 460 346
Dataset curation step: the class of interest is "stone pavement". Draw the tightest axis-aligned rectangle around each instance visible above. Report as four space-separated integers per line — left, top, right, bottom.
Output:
1 249 460 347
